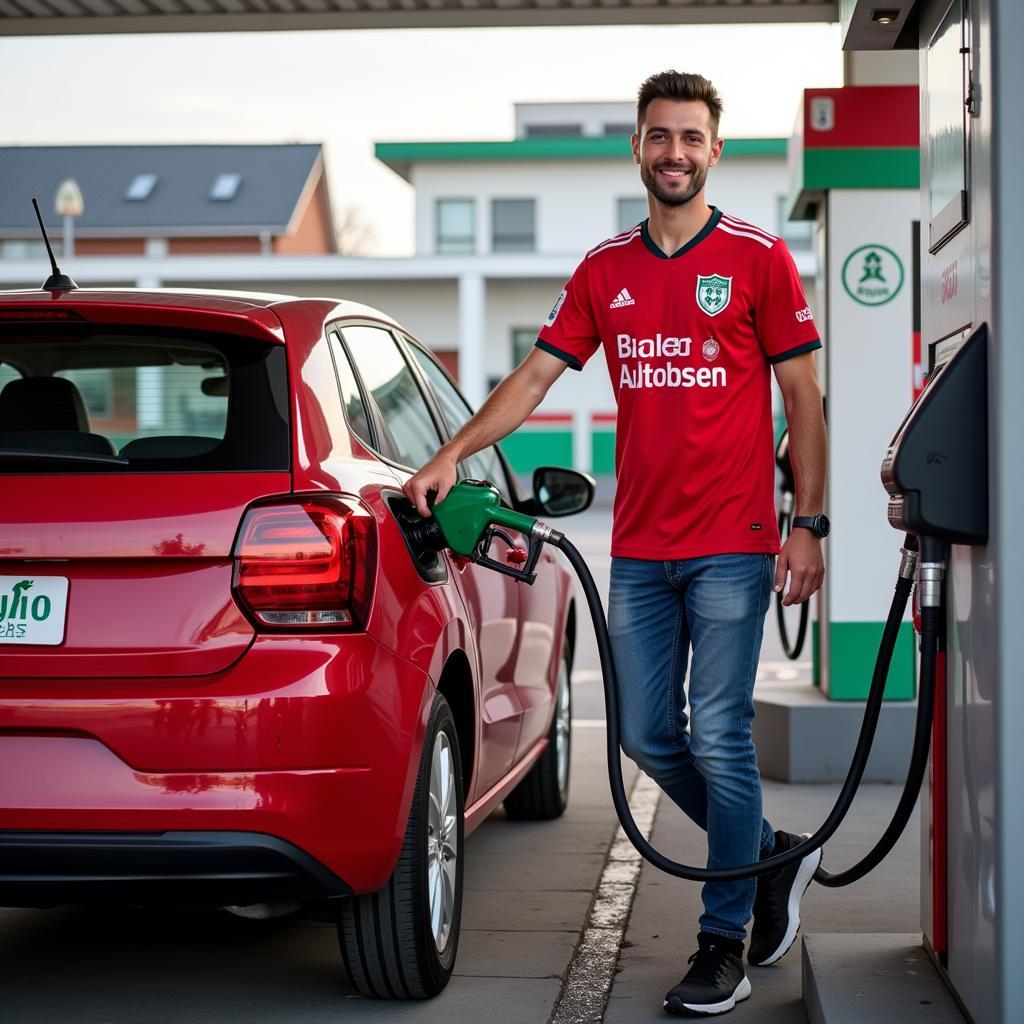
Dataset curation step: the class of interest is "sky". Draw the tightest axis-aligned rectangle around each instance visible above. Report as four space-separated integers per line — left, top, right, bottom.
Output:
0 22 844 255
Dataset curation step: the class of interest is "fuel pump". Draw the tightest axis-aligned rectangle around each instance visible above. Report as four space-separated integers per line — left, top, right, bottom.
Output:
401 324 987 885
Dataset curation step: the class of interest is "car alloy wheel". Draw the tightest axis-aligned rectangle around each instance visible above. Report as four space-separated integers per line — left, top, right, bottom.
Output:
338 692 464 999
427 728 459 954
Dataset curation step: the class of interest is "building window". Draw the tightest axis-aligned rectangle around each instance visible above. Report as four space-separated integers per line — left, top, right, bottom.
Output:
56 368 115 420
776 195 813 251
210 173 242 201
125 174 158 201
492 199 536 253
1 239 63 260
524 124 583 137
617 197 648 233
511 328 536 369
436 199 475 255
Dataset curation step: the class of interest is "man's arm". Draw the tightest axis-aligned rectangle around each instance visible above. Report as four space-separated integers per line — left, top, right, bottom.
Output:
403 348 570 516
772 352 827 606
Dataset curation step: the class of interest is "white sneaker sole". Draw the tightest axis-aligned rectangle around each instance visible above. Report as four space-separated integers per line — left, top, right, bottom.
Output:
664 974 752 1016
752 833 822 967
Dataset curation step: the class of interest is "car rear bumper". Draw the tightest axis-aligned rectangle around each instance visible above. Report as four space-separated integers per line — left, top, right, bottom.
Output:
0 830 351 908
0 635 436 897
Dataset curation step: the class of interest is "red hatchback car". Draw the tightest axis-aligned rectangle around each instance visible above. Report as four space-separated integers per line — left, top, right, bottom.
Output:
0 287 591 999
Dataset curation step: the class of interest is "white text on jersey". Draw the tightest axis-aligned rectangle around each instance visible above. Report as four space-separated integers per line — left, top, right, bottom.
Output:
617 333 692 359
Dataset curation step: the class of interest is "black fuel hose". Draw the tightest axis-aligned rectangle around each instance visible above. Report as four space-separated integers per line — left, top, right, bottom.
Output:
555 533 916 882
776 506 810 660
814 597 940 886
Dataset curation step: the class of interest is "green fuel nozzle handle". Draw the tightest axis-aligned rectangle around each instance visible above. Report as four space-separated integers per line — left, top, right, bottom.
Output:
431 479 536 556
426 480 560 585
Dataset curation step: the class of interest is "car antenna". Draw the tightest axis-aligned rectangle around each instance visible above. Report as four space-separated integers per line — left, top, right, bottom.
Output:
32 197 78 293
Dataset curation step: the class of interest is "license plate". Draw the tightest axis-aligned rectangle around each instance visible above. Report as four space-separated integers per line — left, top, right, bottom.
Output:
0 576 69 646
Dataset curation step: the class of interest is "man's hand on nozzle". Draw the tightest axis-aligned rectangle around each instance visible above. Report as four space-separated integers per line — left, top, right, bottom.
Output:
404 454 458 517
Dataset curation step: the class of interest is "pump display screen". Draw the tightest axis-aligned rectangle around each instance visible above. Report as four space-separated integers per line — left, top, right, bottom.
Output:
926 0 969 250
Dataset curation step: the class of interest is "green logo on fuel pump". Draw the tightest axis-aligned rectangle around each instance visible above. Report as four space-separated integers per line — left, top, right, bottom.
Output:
842 244 905 307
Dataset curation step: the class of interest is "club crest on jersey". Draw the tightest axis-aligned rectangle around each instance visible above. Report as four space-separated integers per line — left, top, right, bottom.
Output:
696 274 732 317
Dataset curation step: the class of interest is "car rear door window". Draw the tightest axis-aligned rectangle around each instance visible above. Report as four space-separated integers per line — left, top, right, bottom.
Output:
406 341 509 499
327 331 373 447
341 325 441 471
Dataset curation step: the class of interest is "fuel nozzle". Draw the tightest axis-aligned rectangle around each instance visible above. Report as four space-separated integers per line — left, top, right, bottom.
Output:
429 479 559 585
404 515 446 556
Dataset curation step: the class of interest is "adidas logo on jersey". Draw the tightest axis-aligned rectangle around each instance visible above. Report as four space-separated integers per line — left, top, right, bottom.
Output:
610 288 636 309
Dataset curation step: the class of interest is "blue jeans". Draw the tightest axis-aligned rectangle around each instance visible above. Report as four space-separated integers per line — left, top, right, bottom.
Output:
608 554 777 941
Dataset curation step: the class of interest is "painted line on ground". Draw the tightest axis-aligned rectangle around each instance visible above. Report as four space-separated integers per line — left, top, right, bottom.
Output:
547 771 661 1024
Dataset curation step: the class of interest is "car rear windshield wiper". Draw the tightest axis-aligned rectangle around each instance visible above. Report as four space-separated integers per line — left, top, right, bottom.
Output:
0 448 129 466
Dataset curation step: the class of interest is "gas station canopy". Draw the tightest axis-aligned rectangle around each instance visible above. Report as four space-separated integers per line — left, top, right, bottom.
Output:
0 0 836 38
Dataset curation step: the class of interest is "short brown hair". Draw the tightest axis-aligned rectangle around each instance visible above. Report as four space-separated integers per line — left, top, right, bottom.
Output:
636 71 724 138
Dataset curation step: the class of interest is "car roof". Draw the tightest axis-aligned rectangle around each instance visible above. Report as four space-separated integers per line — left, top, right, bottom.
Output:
0 288 404 343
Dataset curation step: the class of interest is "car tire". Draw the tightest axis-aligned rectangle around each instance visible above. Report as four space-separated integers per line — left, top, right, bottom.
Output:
503 645 572 820
337 692 464 999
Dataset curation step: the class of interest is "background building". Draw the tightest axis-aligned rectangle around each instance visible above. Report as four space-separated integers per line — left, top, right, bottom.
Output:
0 107 818 479
373 101 817 476
0 144 335 259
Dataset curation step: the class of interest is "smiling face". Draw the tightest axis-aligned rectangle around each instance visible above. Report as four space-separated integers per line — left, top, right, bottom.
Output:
632 98 724 208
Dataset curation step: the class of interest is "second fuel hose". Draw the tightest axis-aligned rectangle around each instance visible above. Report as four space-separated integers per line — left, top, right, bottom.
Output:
555 533 921 883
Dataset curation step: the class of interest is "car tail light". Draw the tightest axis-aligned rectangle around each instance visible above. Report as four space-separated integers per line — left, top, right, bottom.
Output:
232 496 376 631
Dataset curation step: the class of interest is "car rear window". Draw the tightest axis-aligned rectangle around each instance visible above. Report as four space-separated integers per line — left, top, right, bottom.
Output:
0 327 289 472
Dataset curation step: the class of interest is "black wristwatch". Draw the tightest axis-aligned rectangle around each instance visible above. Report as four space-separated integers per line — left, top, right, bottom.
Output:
792 514 830 538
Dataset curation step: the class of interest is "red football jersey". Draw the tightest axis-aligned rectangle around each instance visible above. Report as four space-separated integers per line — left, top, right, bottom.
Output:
537 207 820 559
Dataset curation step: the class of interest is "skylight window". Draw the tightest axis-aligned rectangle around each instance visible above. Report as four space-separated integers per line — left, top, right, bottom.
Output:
210 173 242 201
125 174 158 201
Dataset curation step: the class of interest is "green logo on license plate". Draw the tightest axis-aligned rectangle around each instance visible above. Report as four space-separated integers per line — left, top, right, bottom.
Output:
0 580 52 640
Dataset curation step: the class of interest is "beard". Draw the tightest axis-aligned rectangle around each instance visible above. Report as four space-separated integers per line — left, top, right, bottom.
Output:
640 162 708 207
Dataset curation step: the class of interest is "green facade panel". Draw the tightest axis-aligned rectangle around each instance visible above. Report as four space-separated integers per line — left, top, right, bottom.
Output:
591 430 616 476
376 137 786 164
827 620 917 701
803 147 920 190
501 430 573 475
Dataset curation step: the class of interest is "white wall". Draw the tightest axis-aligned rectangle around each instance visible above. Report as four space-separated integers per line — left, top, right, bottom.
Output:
216 276 462 353
824 188 918 625
514 101 634 137
483 278 615 409
413 153 796 257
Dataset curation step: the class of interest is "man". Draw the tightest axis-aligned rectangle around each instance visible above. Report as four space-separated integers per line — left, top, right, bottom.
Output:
405 70 828 1016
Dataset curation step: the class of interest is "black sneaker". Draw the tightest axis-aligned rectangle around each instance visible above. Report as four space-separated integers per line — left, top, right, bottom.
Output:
663 932 751 1016
747 830 822 967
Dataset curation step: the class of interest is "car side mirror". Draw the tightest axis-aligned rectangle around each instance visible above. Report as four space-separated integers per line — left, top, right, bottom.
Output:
532 466 595 517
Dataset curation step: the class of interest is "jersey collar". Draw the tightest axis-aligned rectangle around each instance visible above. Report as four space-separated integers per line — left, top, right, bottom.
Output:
640 206 722 260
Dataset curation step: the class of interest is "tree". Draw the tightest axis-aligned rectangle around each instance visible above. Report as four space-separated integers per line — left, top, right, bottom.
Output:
335 204 375 256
